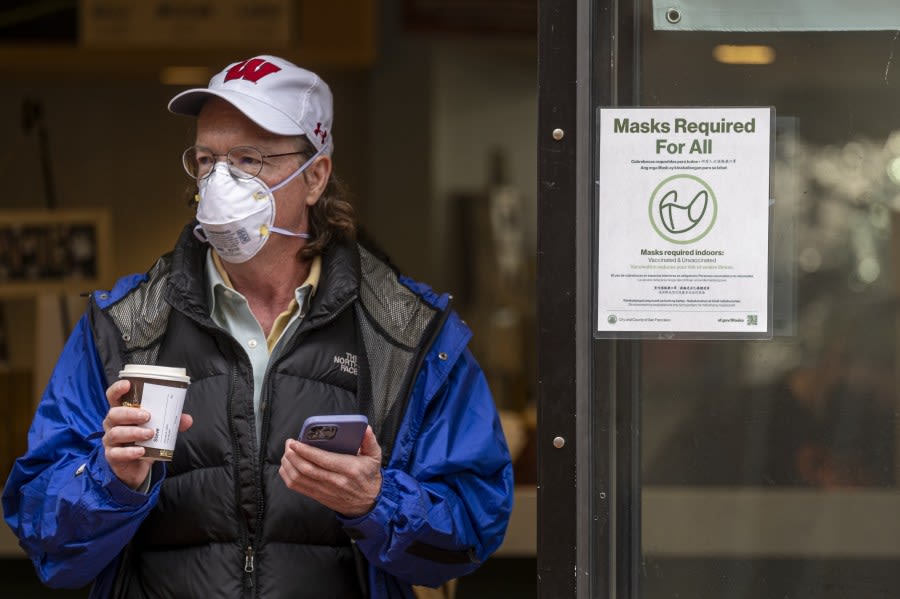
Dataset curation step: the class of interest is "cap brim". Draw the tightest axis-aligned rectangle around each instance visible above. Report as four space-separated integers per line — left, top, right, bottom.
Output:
167 88 303 136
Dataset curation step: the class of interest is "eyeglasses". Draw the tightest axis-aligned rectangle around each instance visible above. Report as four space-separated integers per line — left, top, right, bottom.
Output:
182 145 305 180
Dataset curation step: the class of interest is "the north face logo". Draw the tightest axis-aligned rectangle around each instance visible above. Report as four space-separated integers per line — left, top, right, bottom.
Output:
224 58 281 83
334 352 358 376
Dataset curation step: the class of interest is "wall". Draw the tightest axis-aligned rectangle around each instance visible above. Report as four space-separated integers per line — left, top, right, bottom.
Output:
431 39 537 291
367 1 537 293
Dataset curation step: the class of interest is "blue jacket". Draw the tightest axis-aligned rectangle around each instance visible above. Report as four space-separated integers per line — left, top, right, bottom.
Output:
3 231 514 598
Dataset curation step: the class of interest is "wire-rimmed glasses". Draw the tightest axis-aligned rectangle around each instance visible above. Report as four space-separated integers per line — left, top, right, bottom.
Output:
182 145 305 180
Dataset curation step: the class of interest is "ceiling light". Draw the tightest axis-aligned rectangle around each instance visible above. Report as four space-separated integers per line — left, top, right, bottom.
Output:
712 45 776 65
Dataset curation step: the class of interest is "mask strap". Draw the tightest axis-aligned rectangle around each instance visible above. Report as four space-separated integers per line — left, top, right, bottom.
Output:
265 225 311 239
261 146 327 240
269 146 327 193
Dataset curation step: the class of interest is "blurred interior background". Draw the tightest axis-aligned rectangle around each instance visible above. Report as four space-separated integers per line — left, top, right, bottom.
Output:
0 1 538 596
2 1 900 598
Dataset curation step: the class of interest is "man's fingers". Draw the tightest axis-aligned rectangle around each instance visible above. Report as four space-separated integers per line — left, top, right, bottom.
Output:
106 444 147 461
280 440 338 488
101 380 156 489
105 424 154 445
104 406 150 432
179 413 194 432
279 437 382 516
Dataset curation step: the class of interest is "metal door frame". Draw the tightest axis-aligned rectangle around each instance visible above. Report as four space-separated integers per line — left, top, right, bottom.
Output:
537 0 641 596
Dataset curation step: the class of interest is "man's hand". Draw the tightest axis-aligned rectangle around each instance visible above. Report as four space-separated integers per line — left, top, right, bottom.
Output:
279 426 383 517
102 380 193 490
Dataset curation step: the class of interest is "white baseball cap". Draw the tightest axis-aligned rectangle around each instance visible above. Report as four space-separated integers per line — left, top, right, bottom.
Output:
168 55 334 155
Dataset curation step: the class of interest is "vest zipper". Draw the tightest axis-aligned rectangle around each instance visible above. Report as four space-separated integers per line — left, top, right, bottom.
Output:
254 292 361 572
205 280 360 594
244 545 255 586
223 356 255 594
258 292 359 459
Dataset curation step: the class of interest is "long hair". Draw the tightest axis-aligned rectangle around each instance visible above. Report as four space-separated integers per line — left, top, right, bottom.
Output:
292 135 357 260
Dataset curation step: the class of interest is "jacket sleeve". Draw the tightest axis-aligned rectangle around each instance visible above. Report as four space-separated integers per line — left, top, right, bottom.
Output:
1 311 163 589
339 322 514 588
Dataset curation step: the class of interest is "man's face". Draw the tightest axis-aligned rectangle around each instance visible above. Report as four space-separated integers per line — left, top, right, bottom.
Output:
195 97 315 235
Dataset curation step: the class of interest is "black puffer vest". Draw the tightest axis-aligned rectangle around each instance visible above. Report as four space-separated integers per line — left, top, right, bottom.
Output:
90 225 445 599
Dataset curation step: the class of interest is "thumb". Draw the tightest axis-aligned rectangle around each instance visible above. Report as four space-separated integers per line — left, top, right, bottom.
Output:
359 426 381 461
106 379 131 408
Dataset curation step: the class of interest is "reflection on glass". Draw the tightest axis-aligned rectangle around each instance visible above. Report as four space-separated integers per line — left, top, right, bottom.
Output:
644 128 900 490
636 22 900 599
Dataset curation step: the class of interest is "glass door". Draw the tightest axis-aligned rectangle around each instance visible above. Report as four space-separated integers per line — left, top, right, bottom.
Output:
538 0 900 596
630 2 900 598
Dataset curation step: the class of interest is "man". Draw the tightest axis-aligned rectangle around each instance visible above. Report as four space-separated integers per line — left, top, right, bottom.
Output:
3 55 514 598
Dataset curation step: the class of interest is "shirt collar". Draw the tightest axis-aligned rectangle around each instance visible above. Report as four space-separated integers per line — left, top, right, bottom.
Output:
206 250 321 319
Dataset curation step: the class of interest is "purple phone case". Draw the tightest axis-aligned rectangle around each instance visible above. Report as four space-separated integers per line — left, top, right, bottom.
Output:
299 414 368 455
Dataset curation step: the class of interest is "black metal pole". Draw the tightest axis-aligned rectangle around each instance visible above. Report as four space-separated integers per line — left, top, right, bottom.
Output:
22 98 57 210
22 97 70 337
537 0 578 595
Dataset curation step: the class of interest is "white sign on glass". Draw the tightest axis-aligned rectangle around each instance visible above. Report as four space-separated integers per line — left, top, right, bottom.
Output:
595 107 773 338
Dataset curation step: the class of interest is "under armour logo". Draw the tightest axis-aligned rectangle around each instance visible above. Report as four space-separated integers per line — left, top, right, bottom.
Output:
224 58 281 83
313 122 328 145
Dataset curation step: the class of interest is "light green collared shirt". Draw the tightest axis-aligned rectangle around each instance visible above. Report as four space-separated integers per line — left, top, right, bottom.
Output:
206 250 320 440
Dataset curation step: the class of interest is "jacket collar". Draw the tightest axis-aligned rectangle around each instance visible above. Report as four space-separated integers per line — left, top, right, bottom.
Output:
302 238 360 329
165 221 360 328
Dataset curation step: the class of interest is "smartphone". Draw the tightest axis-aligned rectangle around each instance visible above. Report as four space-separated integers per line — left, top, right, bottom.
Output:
298 414 368 455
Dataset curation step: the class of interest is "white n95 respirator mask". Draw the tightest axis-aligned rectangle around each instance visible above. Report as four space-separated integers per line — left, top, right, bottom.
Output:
193 150 323 263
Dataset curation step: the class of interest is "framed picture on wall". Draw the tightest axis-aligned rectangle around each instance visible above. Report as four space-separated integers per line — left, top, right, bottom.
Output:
0 209 112 298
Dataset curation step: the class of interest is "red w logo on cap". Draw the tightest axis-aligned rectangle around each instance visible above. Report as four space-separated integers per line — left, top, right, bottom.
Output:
224 58 281 83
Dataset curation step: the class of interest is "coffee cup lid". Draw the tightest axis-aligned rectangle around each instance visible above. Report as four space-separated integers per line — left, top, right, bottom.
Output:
119 364 191 384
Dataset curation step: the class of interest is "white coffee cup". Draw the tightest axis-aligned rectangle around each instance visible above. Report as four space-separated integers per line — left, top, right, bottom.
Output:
118 364 191 461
